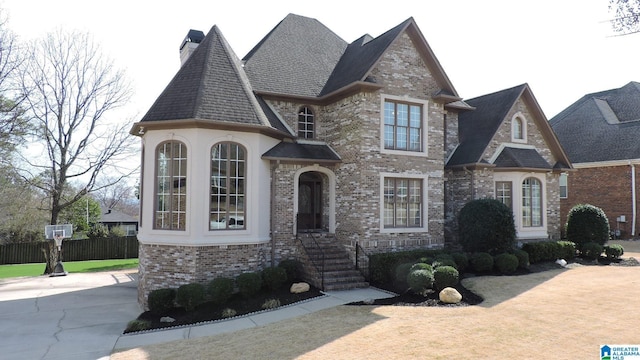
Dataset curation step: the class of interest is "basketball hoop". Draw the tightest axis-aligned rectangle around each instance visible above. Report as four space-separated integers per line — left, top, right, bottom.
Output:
53 233 64 251
45 225 72 277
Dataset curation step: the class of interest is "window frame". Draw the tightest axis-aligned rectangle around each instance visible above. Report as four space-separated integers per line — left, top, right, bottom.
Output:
153 141 187 230
379 173 428 233
495 181 513 209
522 177 543 227
380 95 428 157
559 173 568 199
511 112 527 143
210 142 247 231
297 106 315 139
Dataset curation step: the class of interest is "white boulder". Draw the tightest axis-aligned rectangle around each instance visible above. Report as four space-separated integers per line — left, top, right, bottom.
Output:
290 282 310 294
439 287 462 304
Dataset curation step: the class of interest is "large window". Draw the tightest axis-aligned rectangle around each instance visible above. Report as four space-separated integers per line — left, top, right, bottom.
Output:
522 177 542 227
496 181 513 209
298 106 314 139
154 141 187 230
383 177 422 228
384 100 422 151
210 142 246 230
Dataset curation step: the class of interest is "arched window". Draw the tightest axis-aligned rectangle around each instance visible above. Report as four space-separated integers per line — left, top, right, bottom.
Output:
512 115 526 142
298 106 314 139
513 117 523 140
154 141 187 230
210 142 246 230
522 177 542 227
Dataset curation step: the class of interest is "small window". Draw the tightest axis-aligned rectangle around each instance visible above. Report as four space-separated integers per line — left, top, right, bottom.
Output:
298 106 314 139
559 173 568 199
154 141 187 230
513 118 523 140
496 181 513 209
383 177 422 228
511 114 527 142
522 177 542 227
384 100 422 151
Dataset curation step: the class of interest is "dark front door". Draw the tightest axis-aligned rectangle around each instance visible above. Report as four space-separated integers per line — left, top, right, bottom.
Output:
298 172 322 231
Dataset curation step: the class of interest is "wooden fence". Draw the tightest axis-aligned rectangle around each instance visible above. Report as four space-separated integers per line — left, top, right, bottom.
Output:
0 236 139 265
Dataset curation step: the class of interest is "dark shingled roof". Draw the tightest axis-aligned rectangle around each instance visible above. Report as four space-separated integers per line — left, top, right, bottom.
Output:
141 26 269 127
447 84 526 166
262 142 341 162
550 82 640 163
494 147 552 169
242 14 348 97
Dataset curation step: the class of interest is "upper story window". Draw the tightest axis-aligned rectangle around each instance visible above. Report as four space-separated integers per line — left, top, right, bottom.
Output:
512 113 527 143
559 173 568 199
298 106 314 139
522 177 542 227
384 100 422 152
154 141 187 230
210 142 246 230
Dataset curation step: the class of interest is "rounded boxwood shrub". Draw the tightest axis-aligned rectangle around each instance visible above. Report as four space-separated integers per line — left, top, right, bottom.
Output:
433 266 459 290
148 288 176 314
458 199 516 254
470 252 494 273
410 262 433 273
513 249 530 269
262 266 288 291
581 242 604 260
494 253 519 274
395 263 413 284
451 252 469 273
604 244 624 259
176 283 205 311
432 258 458 270
278 259 302 280
207 277 234 305
566 204 610 249
237 272 263 298
407 269 434 295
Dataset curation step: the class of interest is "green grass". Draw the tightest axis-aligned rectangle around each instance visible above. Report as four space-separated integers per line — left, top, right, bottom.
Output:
0 259 138 279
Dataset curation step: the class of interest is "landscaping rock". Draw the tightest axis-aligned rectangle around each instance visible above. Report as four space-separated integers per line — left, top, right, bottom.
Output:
160 316 175 323
290 282 310 294
439 287 462 304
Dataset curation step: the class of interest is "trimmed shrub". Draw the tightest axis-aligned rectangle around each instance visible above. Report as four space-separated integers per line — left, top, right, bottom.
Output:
126 319 151 332
458 198 516 254
522 241 576 264
176 283 205 311
432 258 458 270
513 249 530 270
451 252 469 273
556 241 577 260
369 249 443 285
565 204 610 249
407 269 434 295
237 272 263 298
410 262 433 273
207 277 234 305
278 259 302 280
395 263 413 285
581 242 604 260
262 266 288 291
147 288 176 314
261 298 281 310
494 253 519 274
604 244 624 259
433 266 459 290
470 252 494 273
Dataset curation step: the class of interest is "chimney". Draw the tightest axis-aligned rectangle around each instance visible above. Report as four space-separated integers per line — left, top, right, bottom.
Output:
180 29 205 66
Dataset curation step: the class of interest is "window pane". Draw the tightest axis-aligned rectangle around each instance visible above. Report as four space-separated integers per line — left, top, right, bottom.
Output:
410 105 421 128
396 127 407 149
383 178 422 228
409 128 421 151
154 141 187 230
210 143 246 230
384 102 395 125
384 125 394 149
383 100 422 151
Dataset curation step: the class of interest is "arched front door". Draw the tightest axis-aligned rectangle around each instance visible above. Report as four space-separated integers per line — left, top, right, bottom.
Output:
298 172 323 231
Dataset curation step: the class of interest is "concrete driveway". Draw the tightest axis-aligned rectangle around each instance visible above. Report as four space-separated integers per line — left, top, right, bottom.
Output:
0 270 140 360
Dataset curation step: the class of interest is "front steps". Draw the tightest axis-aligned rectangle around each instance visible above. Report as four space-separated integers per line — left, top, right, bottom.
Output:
297 233 368 291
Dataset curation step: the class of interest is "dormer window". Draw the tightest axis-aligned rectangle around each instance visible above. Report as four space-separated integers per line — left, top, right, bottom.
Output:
511 113 527 143
298 106 314 139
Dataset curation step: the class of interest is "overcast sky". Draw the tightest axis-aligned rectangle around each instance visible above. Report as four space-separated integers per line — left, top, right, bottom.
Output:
3 0 638 123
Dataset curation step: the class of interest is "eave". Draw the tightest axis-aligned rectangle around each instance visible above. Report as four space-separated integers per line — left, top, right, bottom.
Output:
130 118 292 140
256 81 383 106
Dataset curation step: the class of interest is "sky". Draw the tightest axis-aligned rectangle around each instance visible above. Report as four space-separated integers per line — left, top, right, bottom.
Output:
2 0 638 124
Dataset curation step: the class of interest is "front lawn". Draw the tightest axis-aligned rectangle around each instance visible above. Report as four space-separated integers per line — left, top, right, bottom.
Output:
0 259 139 279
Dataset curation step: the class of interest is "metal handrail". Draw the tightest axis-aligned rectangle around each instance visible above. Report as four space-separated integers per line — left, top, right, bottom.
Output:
355 241 370 280
296 225 325 290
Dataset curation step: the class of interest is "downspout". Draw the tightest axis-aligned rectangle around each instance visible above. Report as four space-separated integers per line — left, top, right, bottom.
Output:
632 162 637 237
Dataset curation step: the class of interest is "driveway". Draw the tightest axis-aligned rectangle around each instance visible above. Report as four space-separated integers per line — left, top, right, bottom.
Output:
0 270 140 360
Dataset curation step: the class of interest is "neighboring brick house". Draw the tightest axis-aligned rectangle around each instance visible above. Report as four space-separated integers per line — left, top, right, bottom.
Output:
550 82 640 239
130 14 571 305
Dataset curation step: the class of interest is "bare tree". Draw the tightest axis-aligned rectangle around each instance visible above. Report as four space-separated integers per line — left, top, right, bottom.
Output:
17 29 136 273
610 0 640 35
94 177 134 211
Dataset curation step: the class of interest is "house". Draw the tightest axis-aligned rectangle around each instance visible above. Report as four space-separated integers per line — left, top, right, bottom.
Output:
99 207 138 236
130 14 570 306
550 82 640 239
445 84 572 244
